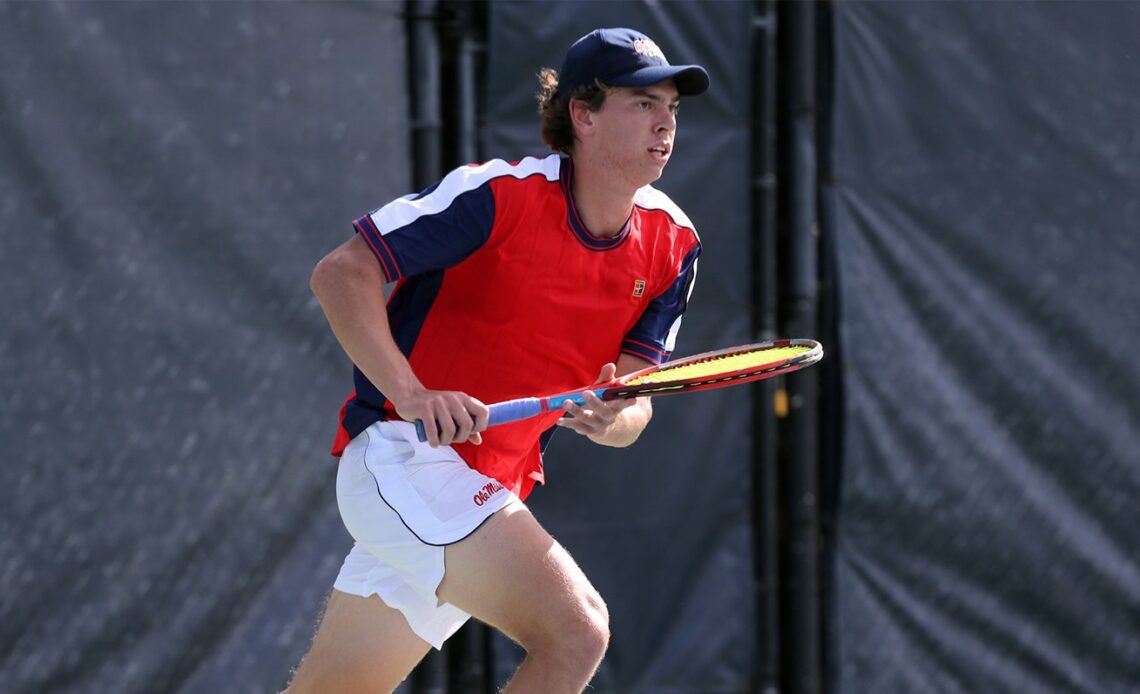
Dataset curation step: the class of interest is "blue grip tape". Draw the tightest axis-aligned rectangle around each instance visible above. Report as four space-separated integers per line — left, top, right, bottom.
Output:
488 398 543 426
415 389 604 442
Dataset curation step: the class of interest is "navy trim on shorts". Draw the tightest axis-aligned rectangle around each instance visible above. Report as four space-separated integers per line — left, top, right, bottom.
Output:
359 428 508 548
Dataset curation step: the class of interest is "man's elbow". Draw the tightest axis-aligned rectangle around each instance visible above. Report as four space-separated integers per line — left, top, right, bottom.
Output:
310 253 338 302
310 241 377 300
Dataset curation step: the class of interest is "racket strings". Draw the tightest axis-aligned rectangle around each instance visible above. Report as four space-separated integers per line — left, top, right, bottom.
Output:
625 345 812 385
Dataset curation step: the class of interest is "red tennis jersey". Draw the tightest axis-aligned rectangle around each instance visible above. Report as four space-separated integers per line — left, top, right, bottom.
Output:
334 154 701 499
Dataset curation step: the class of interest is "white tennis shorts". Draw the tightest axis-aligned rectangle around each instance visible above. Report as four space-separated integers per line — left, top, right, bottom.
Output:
332 420 518 649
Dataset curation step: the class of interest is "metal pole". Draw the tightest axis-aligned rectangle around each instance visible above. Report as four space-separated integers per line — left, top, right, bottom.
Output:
782 1 821 692
455 29 480 165
751 1 781 692
811 3 844 691
405 2 447 691
408 0 441 190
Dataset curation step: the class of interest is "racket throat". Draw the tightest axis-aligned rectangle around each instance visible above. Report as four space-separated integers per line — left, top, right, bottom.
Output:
545 389 607 412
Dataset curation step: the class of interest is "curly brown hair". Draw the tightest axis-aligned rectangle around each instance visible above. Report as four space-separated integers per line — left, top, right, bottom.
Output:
535 67 609 155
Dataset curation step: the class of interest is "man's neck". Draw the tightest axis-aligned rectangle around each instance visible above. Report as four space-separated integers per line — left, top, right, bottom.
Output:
569 155 637 238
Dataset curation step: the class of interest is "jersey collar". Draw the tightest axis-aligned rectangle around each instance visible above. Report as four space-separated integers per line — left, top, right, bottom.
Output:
560 157 631 251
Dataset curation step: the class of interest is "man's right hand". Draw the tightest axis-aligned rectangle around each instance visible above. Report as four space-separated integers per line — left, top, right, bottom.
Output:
394 389 490 448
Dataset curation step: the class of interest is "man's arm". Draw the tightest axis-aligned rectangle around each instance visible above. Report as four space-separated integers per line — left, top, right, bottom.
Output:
310 234 488 447
557 353 655 448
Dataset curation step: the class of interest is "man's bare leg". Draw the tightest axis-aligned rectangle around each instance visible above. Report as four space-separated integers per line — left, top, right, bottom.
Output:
286 589 431 694
439 502 610 693
288 501 607 693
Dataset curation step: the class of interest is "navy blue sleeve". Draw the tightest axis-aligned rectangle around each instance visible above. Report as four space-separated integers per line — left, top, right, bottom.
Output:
352 165 498 282
622 243 701 364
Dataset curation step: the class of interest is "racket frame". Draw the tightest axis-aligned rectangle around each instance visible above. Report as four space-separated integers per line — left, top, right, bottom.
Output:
413 338 822 441
600 338 822 399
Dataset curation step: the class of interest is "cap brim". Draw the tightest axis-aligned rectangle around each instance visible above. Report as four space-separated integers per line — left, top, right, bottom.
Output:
608 64 710 96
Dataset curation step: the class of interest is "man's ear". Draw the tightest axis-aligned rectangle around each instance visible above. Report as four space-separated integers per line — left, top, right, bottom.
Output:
568 98 595 134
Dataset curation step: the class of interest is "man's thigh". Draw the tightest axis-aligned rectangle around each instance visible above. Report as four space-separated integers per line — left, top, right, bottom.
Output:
438 501 605 646
288 589 431 693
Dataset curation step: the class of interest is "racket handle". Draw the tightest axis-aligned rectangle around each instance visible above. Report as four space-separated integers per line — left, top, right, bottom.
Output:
490 391 602 426
412 398 544 442
487 397 544 426
413 392 600 442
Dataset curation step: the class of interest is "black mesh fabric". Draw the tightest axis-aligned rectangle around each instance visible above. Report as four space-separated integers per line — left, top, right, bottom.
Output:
0 2 408 691
829 3 1140 691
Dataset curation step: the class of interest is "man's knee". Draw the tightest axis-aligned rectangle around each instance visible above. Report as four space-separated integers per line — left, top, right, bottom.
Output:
526 588 610 666
573 593 611 664
580 587 610 656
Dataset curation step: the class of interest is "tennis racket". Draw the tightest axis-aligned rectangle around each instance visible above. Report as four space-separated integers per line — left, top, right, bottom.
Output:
414 338 822 442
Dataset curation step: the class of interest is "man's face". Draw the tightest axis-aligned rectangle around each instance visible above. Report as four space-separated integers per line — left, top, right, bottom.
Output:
588 81 681 188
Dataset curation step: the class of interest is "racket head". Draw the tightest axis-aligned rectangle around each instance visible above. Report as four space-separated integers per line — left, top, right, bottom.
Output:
606 339 822 399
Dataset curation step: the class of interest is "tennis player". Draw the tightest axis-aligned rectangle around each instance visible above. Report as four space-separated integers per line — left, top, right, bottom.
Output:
288 28 708 693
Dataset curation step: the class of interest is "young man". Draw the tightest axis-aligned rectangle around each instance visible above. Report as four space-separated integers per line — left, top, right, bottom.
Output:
289 27 709 693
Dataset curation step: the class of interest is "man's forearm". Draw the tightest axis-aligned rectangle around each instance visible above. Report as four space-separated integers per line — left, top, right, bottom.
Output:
310 237 423 406
588 397 652 448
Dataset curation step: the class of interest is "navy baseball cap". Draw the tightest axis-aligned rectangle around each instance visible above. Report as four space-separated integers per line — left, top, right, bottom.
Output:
556 28 710 98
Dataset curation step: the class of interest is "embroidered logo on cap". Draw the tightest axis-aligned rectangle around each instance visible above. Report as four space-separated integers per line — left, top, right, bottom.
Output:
632 38 666 61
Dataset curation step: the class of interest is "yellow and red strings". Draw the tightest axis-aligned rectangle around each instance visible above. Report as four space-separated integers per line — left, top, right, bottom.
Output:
625 346 811 386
